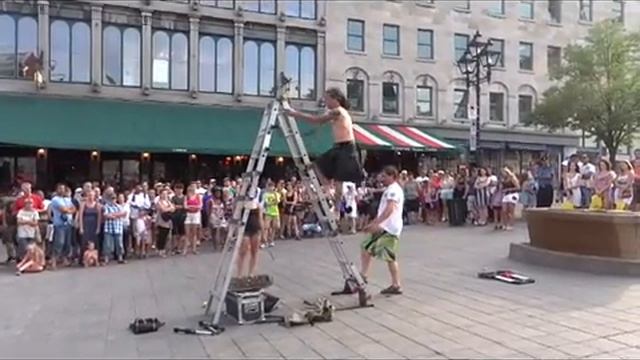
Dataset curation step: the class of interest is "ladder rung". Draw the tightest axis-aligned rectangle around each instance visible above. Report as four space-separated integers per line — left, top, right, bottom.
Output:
241 171 262 179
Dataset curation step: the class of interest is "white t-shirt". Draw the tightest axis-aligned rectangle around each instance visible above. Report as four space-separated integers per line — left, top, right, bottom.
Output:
377 182 405 236
17 209 39 238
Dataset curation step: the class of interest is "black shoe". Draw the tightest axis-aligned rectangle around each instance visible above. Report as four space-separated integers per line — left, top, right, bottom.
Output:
380 285 402 295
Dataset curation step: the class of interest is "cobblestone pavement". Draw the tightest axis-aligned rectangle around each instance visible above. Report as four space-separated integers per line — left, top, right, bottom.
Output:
3 223 640 359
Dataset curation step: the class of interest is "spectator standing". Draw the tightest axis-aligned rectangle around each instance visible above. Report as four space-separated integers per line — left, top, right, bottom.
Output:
50 184 76 269
580 154 596 208
78 190 101 256
102 188 126 264
535 156 555 208
16 198 39 259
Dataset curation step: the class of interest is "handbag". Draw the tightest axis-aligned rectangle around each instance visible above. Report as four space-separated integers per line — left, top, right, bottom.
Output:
560 200 574 210
590 195 603 210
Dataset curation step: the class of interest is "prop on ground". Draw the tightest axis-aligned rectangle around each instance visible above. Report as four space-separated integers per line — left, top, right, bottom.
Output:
478 270 535 285
129 318 165 334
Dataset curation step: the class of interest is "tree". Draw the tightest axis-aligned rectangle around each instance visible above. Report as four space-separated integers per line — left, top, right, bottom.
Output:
527 20 640 163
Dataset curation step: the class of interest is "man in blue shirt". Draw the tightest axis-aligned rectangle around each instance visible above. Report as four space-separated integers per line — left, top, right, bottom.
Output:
50 183 76 269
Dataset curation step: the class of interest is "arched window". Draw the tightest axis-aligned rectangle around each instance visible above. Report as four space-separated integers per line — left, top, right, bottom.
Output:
415 75 438 118
518 85 537 124
152 30 188 90
381 71 403 115
50 19 90 83
243 39 275 96
103 26 141 87
50 20 70 82
284 44 316 100
345 67 369 113
170 33 188 90
0 15 38 79
489 82 509 123
198 35 233 93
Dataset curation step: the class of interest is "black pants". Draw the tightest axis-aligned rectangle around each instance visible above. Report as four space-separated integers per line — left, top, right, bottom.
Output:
157 227 170 251
536 184 554 208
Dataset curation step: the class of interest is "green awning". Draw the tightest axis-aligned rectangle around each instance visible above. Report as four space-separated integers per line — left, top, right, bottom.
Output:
0 94 333 156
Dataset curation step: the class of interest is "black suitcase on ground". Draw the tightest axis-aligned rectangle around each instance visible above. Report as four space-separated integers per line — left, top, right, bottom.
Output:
447 199 466 226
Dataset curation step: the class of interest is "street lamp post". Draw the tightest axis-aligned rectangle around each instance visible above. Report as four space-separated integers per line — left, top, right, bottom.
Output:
456 30 501 165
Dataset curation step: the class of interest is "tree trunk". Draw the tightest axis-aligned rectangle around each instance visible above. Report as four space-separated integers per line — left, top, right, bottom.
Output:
608 146 618 164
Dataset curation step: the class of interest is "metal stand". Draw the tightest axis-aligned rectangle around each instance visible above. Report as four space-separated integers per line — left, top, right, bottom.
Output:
201 73 372 333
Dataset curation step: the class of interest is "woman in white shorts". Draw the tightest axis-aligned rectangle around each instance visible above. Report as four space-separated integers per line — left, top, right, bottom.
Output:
614 160 634 210
500 167 521 231
183 184 202 255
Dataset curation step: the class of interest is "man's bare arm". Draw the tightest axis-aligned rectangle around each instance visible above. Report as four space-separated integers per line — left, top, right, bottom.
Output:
285 109 340 124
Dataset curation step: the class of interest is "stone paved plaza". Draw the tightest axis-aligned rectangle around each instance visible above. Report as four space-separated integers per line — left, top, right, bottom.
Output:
3 224 640 359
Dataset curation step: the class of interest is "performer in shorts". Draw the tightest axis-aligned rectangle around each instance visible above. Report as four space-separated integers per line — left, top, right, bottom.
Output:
285 88 365 205
361 166 404 295
236 188 264 278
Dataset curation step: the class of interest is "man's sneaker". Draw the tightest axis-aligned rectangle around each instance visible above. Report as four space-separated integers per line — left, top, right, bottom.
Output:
380 285 402 295
259 243 266 249
268 242 275 247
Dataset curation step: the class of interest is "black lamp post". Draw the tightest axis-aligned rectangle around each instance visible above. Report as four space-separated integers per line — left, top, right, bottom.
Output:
456 30 501 165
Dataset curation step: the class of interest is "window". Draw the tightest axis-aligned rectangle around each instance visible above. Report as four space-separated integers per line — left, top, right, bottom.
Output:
284 44 315 99
284 0 316 19
489 38 504 67
416 86 433 117
489 92 505 122
548 0 562 23
519 42 533 70
518 95 533 123
152 30 188 90
347 19 364 52
49 20 91 83
243 0 276 14
200 0 234 8
382 82 399 114
454 33 469 62
579 0 592 21
547 46 561 76
103 26 141 87
453 88 468 119
417 29 433 59
198 35 233 93
519 0 534 19
0 14 38 79
347 79 364 112
612 0 624 23
383 24 399 56
488 0 505 15
243 39 275 96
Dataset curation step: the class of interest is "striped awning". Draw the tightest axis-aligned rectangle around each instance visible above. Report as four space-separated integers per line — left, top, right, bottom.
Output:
353 124 456 151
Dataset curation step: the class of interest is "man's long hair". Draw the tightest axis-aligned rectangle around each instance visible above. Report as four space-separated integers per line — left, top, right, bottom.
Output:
325 87 350 110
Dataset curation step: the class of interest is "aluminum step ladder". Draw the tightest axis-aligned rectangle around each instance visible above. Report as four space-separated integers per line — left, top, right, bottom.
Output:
202 73 371 332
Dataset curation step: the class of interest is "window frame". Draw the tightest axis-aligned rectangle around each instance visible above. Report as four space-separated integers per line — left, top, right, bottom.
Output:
49 18 92 84
284 42 316 100
382 24 400 56
454 33 469 62
489 0 506 15
200 0 235 8
456 0 470 10
519 41 534 71
415 85 433 117
102 24 142 88
346 78 365 113
546 45 562 76
612 0 624 23
489 91 505 122
489 38 505 68
0 13 39 80
519 0 535 19
579 0 593 22
198 34 234 94
151 29 190 91
382 81 400 115
243 0 277 14
243 38 276 97
417 29 434 60
518 94 534 123
548 0 562 24
282 0 317 19
346 19 365 52
453 88 469 120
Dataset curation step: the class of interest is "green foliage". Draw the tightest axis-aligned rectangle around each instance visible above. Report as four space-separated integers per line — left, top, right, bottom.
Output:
527 20 640 160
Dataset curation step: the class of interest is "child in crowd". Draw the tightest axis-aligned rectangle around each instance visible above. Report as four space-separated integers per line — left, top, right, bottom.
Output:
16 243 45 276
135 209 151 258
209 195 227 251
83 241 99 267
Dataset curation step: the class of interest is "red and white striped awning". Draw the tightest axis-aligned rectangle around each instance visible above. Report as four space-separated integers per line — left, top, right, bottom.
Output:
353 124 456 151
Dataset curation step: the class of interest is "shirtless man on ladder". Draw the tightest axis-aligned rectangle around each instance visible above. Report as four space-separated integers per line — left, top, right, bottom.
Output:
285 88 365 205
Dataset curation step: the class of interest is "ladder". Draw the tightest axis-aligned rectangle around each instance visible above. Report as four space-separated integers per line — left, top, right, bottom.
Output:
202 73 371 332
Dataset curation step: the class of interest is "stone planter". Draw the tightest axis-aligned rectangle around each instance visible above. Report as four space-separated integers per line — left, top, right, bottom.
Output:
524 208 640 259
